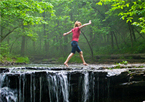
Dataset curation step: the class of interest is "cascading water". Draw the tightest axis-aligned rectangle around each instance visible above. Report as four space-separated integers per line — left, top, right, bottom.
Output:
82 72 89 102
0 72 18 102
47 72 69 102
0 64 145 102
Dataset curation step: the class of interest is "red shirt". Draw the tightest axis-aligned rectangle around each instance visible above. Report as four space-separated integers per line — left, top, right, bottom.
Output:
71 27 81 42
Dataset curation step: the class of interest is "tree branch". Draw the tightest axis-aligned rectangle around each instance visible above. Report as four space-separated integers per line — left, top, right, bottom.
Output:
81 31 94 58
0 26 19 43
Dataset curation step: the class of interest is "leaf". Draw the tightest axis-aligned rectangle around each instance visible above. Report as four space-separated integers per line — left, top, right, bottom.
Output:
126 3 129 7
126 17 133 23
118 12 124 16
96 2 102 6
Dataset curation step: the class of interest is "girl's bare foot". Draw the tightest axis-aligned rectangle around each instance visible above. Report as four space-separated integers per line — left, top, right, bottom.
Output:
64 62 69 67
83 63 88 66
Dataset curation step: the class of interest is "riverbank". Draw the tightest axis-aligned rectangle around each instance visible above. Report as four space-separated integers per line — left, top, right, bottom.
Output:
1 54 145 66
0 62 27 66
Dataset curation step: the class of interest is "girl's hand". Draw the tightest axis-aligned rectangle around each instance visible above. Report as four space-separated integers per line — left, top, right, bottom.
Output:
63 33 66 36
89 20 91 24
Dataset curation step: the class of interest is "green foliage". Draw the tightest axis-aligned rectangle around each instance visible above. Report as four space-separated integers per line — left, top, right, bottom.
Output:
6 57 13 62
0 0 54 43
16 57 29 63
0 54 3 62
1 0 145 64
58 55 82 64
121 61 128 65
0 0 54 25
42 59 49 62
132 17 145 33
114 61 128 68
97 39 145 55
0 43 10 56
68 55 82 63
97 0 145 33
58 57 65 63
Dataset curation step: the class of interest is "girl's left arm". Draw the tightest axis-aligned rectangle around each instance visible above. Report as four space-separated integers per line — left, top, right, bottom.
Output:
63 30 72 36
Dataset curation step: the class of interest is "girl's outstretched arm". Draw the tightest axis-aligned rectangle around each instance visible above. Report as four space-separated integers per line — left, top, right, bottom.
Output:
79 20 91 29
63 30 72 36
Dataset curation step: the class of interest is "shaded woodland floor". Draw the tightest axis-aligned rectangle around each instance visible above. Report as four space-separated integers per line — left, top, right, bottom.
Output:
95 53 145 64
29 54 145 64
0 54 145 66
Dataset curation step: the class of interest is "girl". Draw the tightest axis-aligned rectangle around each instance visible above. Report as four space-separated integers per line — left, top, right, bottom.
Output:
63 20 91 67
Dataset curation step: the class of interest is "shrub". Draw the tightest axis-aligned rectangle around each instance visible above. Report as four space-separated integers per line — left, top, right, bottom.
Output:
0 43 9 56
16 57 29 63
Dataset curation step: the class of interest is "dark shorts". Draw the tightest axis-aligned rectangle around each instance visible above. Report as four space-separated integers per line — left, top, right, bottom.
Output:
71 41 82 54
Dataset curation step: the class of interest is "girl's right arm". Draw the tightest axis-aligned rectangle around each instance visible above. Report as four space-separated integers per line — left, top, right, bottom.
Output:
63 30 72 36
79 20 91 29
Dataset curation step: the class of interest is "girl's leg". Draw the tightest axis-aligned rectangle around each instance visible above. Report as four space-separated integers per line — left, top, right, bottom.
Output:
79 51 88 66
64 53 74 67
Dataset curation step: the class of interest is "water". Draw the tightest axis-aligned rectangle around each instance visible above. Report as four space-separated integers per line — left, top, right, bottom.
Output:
47 72 69 102
0 87 17 102
0 64 145 102
82 72 89 102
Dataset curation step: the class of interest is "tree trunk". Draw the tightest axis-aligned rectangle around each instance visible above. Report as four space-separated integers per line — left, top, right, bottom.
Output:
81 31 94 58
132 26 136 41
134 28 144 39
64 36 68 54
10 37 20 53
33 41 36 52
128 22 133 47
39 30 42 54
0 25 3 43
0 26 2 46
21 36 25 56
0 13 1 45
129 21 136 41
43 12 46 53
107 34 110 45
113 31 119 49
110 31 114 49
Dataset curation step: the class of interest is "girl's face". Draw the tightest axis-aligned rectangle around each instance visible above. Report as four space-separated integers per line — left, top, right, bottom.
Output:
78 23 81 27
74 21 82 27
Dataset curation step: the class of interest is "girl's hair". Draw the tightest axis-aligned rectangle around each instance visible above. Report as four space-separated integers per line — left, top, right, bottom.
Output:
74 21 82 28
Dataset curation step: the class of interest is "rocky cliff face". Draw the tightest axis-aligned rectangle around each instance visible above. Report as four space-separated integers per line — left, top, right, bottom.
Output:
0 64 145 102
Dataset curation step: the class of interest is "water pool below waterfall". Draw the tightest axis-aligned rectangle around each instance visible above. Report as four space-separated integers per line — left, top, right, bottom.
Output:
0 64 145 102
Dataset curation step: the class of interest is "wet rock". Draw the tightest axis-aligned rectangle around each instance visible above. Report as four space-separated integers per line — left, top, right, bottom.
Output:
0 68 9 73
0 65 145 102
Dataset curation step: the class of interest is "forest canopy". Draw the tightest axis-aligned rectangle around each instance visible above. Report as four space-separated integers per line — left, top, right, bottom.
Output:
0 0 145 64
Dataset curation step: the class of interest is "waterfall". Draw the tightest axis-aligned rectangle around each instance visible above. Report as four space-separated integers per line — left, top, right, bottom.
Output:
33 74 36 102
22 74 25 102
0 73 18 102
82 72 89 102
0 87 17 102
19 74 21 102
0 73 5 87
47 72 69 102
0 67 117 102
1 64 145 102
0 69 95 102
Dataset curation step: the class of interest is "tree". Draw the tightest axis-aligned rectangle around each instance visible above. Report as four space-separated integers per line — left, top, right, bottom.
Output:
97 0 145 33
0 0 54 43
